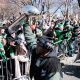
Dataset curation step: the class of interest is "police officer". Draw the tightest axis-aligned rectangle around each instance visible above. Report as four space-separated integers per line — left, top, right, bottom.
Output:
23 21 63 80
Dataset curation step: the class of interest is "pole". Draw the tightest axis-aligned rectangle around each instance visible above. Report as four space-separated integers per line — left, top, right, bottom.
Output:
51 2 65 18
65 0 69 19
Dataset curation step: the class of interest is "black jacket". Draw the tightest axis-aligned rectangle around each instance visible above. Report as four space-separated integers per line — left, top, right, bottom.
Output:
24 23 63 80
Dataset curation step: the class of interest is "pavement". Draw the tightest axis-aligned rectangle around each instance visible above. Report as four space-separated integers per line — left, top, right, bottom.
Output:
61 54 80 80
15 54 80 80
63 65 80 80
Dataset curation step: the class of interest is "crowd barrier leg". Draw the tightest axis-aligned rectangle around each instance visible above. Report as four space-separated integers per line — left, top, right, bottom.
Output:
0 61 4 80
9 58 13 80
0 58 30 80
21 62 24 75
6 61 8 80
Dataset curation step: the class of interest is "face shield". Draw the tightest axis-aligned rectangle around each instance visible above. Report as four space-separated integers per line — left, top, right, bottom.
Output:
37 36 54 50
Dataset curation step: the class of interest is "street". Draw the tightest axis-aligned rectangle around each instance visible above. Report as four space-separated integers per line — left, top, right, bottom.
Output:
63 64 80 80
61 56 80 80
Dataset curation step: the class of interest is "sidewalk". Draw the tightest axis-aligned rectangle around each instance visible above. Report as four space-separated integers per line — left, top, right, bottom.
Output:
61 54 80 80
60 54 80 66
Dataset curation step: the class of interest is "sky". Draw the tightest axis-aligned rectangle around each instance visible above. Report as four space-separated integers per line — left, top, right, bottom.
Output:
36 0 79 17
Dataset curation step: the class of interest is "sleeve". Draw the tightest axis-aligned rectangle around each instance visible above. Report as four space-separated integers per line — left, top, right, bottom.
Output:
0 42 4 48
0 42 5 52
42 57 62 80
23 23 37 53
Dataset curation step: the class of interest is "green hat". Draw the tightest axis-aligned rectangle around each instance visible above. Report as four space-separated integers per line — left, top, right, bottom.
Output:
20 19 26 25
58 23 63 28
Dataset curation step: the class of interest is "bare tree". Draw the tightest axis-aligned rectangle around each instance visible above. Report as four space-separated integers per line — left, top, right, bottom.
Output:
0 0 79 20
0 0 32 20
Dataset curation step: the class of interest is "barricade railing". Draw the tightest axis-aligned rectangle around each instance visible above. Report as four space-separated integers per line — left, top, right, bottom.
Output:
0 58 30 80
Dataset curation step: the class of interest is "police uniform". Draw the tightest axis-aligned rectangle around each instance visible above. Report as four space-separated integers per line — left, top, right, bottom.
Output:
23 23 63 80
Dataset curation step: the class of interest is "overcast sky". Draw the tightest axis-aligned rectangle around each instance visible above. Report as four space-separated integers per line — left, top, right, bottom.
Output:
35 0 78 16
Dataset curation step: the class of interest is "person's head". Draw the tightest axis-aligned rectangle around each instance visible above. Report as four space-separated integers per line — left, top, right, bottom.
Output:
2 38 7 46
32 17 36 24
9 30 16 38
15 37 24 46
8 37 15 46
36 36 54 56
0 28 5 34
11 32 16 38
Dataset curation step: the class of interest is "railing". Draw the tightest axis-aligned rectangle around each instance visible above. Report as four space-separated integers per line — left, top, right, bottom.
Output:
0 58 30 80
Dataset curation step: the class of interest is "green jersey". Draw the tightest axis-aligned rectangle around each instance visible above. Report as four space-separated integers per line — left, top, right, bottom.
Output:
0 42 7 62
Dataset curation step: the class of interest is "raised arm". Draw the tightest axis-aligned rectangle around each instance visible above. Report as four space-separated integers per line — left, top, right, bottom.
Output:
23 23 37 53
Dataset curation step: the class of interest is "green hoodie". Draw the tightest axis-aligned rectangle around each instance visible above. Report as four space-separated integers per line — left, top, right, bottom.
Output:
55 29 63 44
0 42 7 62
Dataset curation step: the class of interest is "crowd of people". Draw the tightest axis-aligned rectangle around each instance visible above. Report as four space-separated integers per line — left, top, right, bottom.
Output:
0 13 80 80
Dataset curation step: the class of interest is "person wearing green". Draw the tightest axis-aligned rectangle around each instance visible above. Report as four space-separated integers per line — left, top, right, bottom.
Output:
65 26 73 56
64 19 78 56
67 23 79 56
8 45 16 58
2 33 7 39
54 23 65 55
0 28 7 39
0 36 7 62
55 23 64 43
6 37 16 58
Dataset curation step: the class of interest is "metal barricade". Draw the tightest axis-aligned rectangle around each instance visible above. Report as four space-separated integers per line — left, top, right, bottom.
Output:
0 60 4 80
0 58 30 80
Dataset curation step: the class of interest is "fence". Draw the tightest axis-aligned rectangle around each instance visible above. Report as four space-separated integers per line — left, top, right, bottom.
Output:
0 58 30 80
